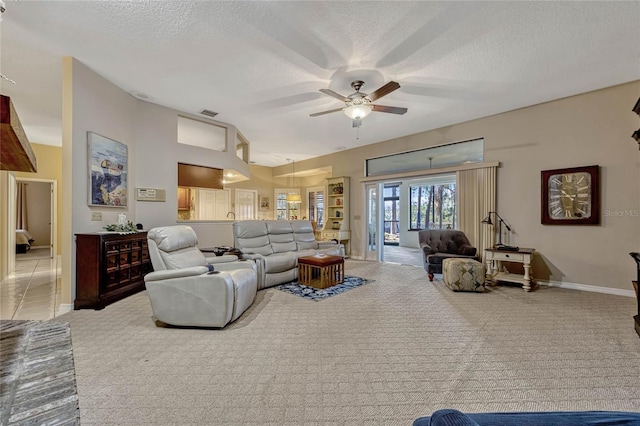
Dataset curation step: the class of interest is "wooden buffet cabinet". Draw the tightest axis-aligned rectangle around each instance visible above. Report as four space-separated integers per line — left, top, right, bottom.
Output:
75 232 152 309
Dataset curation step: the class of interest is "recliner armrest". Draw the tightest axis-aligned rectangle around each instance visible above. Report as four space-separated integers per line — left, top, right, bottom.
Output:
214 261 256 273
205 255 239 264
317 241 337 249
420 244 434 255
144 266 209 282
458 244 477 256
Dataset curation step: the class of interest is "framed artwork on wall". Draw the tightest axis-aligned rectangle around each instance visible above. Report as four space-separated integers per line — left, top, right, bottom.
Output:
88 132 128 207
541 165 600 225
259 195 270 210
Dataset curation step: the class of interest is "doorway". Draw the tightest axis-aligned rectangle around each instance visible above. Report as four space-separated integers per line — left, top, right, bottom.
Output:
14 178 56 261
363 180 423 267
383 183 400 246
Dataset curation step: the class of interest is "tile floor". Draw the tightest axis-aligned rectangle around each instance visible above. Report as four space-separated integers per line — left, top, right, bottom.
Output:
381 244 424 268
0 248 61 321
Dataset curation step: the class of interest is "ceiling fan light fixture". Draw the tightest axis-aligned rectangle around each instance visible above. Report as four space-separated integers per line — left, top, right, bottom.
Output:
343 104 372 120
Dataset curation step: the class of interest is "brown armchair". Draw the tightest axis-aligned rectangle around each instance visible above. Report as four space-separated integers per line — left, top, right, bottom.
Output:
419 230 478 281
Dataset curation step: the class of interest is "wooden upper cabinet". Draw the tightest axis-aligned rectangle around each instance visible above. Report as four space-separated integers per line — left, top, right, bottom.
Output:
1 95 37 172
178 187 190 210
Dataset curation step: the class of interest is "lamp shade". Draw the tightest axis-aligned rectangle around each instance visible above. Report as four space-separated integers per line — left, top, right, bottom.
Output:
343 104 372 120
286 193 302 203
481 214 493 225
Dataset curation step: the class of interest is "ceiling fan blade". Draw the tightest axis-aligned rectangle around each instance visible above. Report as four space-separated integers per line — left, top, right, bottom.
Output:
367 81 401 102
319 88 349 102
309 107 344 117
372 104 408 115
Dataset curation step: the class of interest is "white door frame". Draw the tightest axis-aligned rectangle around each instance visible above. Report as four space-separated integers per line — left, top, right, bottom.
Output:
14 177 57 258
363 182 383 262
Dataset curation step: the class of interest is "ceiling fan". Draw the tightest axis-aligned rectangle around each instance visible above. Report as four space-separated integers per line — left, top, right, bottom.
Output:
310 80 408 127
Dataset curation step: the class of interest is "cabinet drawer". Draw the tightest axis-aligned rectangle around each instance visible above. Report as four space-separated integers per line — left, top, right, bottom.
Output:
119 242 132 251
105 271 119 288
119 267 131 284
131 250 141 263
119 252 131 266
105 242 119 254
490 251 524 262
106 254 118 270
130 265 142 280
322 231 338 240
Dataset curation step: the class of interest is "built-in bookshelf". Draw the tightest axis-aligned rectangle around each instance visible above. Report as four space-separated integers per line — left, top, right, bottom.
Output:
322 176 350 254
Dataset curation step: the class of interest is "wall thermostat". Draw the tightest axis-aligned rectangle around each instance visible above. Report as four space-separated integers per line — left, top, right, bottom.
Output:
136 188 166 202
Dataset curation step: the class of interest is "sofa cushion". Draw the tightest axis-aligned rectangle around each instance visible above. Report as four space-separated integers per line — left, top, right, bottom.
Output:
266 221 298 253
263 252 296 274
295 249 318 259
148 225 207 269
414 409 640 426
458 244 477 256
427 253 476 265
149 225 199 252
233 221 274 256
297 241 319 251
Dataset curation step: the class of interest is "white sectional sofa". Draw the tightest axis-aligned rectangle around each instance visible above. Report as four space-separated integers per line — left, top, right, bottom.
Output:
232 220 344 289
144 225 258 328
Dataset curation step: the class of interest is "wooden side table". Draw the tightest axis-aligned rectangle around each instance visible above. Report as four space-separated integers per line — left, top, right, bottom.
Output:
484 247 536 292
298 254 344 289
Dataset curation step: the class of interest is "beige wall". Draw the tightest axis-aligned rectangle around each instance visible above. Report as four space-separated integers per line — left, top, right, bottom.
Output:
52 66 639 305
226 165 276 220
281 81 639 292
14 143 63 253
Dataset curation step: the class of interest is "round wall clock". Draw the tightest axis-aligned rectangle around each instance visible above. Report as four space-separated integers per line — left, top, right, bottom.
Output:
541 165 600 225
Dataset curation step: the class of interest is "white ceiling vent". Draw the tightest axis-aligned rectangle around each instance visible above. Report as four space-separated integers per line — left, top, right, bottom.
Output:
200 109 218 118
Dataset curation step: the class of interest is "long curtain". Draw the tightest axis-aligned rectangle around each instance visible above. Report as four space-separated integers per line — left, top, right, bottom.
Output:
16 182 28 230
457 167 496 260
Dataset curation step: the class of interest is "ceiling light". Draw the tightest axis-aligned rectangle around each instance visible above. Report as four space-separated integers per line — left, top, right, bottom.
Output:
286 193 302 203
285 159 301 204
343 104 372 120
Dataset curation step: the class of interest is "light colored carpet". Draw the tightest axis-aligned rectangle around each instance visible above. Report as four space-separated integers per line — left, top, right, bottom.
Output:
55 260 640 425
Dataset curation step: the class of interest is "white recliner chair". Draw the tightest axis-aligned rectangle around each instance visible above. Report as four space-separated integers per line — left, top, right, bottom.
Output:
144 225 257 328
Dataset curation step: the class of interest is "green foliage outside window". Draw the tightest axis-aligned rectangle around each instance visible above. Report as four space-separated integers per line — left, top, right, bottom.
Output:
409 183 456 230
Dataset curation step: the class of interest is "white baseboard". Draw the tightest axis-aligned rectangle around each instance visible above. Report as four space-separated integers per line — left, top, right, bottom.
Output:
352 258 635 298
538 279 636 298
57 303 73 316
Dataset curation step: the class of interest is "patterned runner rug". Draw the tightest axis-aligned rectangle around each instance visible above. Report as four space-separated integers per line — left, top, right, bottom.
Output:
0 320 80 425
276 276 372 301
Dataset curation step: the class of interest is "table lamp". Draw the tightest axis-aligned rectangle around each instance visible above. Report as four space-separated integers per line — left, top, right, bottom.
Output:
481 211 516 249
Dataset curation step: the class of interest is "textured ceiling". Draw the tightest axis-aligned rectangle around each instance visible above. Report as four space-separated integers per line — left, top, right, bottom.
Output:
1 1 639 167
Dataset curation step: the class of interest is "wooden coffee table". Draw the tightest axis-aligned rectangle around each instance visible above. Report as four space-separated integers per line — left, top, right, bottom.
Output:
298 254 344 289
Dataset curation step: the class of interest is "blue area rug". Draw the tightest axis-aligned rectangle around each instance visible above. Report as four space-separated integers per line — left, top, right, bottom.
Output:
276 276 372 301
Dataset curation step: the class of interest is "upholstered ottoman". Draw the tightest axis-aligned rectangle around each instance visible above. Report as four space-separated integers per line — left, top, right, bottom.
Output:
442 258 486 292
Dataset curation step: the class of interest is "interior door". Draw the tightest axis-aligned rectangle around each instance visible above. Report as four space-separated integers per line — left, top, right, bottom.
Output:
198 189 217 220
214 189 230 220
364 183 381 261
235 189 257 220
